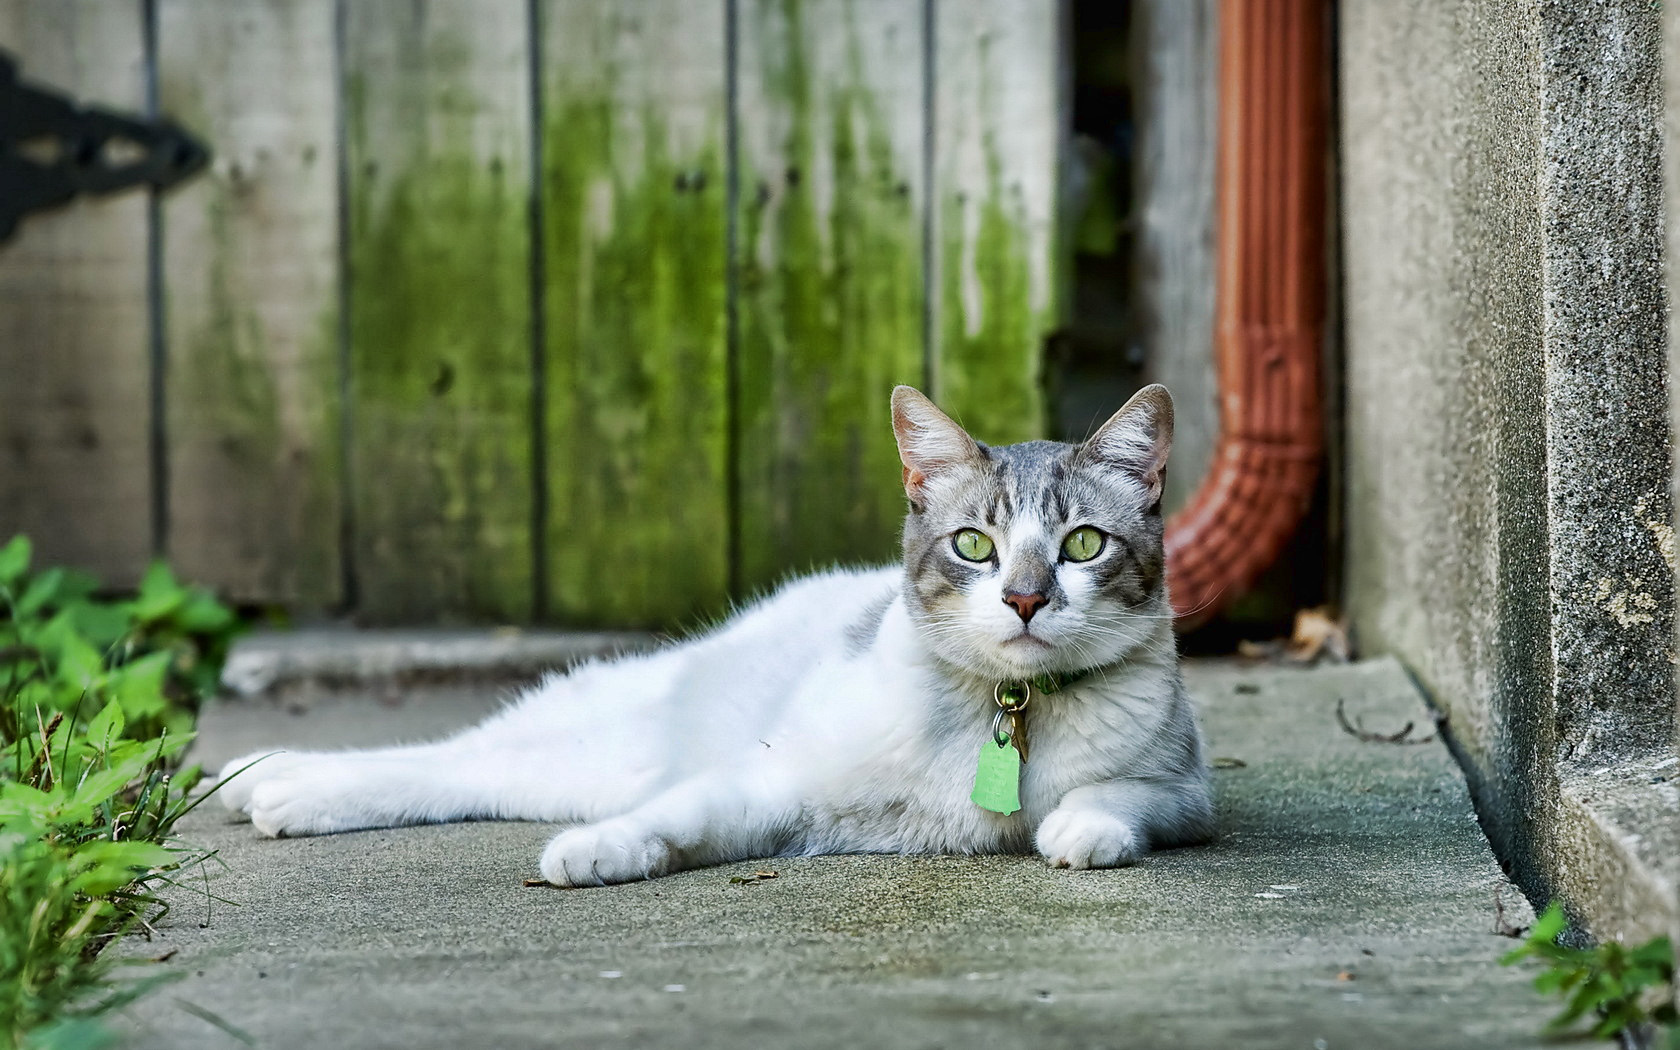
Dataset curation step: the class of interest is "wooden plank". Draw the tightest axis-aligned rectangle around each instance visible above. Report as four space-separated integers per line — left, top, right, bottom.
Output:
540 1 730 627
1132 0 1219 514
157 0 342 607
932 0 1065 445
0 3 153 584
345 0 534 622
735 0 927 593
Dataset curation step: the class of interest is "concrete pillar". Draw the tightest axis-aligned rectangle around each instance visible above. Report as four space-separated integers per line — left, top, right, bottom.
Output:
1343 0 1678 944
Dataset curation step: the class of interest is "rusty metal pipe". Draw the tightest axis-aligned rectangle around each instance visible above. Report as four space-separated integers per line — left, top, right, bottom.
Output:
1164 0 1328 628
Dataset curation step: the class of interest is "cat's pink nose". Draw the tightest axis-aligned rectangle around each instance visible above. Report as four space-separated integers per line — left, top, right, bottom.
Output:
1004 592 1047 623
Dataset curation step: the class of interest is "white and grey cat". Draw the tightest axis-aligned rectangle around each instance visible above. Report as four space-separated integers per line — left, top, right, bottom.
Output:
218 385 1214 885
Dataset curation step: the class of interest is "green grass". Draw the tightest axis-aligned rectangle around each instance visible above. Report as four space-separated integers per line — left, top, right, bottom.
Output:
1503 901 1676 1048
1 536 244 1049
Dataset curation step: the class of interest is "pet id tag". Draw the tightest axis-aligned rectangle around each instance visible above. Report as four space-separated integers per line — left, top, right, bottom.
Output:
971 736 1022 814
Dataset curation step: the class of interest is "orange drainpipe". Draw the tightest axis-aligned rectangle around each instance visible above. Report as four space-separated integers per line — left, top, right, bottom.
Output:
1164 0 1328 629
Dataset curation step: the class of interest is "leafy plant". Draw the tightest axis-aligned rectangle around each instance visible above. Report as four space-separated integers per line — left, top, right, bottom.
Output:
1503 901 1677 1048
1 536 238 748
0 535 244 1050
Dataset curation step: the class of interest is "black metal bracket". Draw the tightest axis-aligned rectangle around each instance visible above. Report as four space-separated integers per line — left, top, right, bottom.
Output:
0 50 209 242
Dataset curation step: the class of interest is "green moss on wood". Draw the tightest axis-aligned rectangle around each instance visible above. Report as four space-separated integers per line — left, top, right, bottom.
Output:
347 67 534 623
541 95 730 628
735 0 926 593
170 188 342 606
936 146 1048 447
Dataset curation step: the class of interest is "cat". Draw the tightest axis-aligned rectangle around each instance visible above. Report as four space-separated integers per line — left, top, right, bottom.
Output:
216 384 1214 886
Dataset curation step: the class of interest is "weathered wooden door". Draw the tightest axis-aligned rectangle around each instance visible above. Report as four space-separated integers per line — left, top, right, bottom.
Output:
0 0 1064 629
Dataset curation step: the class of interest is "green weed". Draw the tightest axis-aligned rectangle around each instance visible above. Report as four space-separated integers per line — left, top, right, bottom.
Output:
0 535 244 1050
1502 901 1676 1048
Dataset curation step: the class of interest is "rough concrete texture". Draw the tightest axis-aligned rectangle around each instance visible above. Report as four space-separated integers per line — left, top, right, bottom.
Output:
1671 0 1680 762
1342 0 1556 906
1341 0 1678 944
116 659 1557 1050
1663 0 1680 998
1537 0 1674 764
1556 766 1680 946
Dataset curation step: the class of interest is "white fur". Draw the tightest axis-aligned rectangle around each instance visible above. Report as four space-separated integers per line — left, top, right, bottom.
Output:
218 565 1211 887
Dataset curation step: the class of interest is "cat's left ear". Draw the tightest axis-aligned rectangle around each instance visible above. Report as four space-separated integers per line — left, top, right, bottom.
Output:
1079 384 1174 507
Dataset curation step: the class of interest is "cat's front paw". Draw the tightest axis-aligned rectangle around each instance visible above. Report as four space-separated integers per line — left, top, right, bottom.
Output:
540 820 672 887
216 752 372 838
1035 808 1144 869
244 767 374 838
215 750 303 814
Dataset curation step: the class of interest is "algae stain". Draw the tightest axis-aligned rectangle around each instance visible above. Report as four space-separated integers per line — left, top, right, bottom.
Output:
348 141 533 622
937 132 1047 447
934 21 1055 446
184 191 284 458
172 185 342 604
541 95 730 627
735 0 925 592
939 190 1040 443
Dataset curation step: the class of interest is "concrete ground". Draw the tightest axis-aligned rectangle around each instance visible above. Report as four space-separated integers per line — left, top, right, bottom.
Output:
118 656 1563 1050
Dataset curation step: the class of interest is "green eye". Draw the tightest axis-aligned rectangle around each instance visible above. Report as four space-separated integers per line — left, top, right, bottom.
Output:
952 528 995 562
1062 526 1105 562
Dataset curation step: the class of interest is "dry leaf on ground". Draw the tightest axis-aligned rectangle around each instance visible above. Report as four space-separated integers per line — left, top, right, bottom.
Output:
1285 607 1350 663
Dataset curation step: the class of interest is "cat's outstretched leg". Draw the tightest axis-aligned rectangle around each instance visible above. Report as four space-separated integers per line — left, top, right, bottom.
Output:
1034 774 1214 869
218 744 565 837
216 661 682 837
218 745 466 837
537 772 789 887
217 732 664 838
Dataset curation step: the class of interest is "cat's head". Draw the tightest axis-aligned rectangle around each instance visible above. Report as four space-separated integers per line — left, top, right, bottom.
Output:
891 385 1174 681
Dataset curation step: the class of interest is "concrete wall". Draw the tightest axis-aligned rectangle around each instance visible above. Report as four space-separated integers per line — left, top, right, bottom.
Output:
1342 0 1677 944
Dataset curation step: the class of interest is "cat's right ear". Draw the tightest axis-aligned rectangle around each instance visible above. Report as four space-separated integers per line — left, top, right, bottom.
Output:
890 386 983 508
1078 383 1174 507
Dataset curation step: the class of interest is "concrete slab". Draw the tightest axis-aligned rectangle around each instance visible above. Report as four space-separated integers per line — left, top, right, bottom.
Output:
220 627 659 699
119 658 1559 1050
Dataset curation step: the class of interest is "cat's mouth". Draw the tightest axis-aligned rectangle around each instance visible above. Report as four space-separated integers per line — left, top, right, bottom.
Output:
1004 631 1053 649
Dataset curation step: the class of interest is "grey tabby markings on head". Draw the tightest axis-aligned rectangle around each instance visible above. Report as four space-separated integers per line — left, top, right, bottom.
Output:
889 384 1175 648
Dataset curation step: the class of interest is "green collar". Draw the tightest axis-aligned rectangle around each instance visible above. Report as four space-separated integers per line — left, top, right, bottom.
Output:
1029 669 1090 694
996 668 1092 708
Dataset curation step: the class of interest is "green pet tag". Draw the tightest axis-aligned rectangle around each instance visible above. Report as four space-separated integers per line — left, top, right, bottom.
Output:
971 737 1022 814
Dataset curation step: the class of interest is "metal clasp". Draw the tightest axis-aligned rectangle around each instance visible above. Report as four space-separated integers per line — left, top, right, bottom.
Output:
993 680 1032 712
